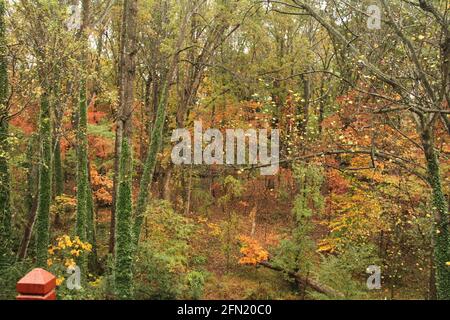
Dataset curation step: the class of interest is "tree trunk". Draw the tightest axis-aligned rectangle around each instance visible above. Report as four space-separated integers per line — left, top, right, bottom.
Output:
0 121 10 266
86 160 98 271
17 136 39 260
114 0 138 298
36 86 52 267
75 72 88 242
53 138 64 196
110 0 137 255
259 261 344 298
0 0 10 266
421 127 450 300
114 138 133 299
53 138 63 227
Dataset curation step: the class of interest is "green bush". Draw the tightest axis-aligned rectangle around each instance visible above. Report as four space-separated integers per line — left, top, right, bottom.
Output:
134 200 205 299
312 244 380 300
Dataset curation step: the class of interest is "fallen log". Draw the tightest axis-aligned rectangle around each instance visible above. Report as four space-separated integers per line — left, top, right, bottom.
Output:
259 261 345 298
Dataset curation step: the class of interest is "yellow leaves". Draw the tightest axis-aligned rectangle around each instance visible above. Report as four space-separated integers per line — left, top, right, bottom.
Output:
64 258 76 268
207 223 221 237
88 277 102 287
53 235 92 252
57 241 66 250
47 235 92 273
319 188 385 250
56 277 65 286
237 236 269 266
70 249 80 257
54 235 74 250
198 217 208 224
446 262 450 266
195 216 222 237
317 238 339 253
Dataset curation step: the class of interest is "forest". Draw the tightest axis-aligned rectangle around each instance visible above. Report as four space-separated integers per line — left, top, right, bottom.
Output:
0 0 449 301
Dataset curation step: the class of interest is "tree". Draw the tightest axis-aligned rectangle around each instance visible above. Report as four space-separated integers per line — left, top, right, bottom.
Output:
0 0 11 266
132 0 197 247
113 0 138 298
75 0 91 242
110 0 138 255
35 81 52 267
114 138 133 299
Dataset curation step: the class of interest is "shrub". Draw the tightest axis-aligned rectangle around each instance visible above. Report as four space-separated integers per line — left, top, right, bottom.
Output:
134 200 205 299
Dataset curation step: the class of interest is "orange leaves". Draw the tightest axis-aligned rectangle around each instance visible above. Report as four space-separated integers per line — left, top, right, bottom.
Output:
237 236 269 266
94 187 112 205
10 114 35 135
88 110 107 125
90 166 113 205
326 170 349 195
88 135 113 159
90 166 113 189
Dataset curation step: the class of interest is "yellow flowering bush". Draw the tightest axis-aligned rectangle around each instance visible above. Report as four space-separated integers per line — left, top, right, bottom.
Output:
47 235 92 287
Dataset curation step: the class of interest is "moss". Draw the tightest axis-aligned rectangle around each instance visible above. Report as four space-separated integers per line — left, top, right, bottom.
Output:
114 138 133 299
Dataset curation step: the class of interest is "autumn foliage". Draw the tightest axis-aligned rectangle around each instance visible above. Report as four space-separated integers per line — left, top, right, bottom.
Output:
238 236 269 266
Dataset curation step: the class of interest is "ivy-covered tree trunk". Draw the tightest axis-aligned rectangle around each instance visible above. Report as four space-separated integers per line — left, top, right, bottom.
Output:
133 81 169 246
0 122 11 265
52 58 64 201
54 136 64 197
86 161 98 271
113 0 137 298
110 0 138 255
53 137 63 227
0 0 11 266
114 138 133 299
36 87 52 267
76 78 88 242
17 135 39 260
76 0 91 243
422 128 450 300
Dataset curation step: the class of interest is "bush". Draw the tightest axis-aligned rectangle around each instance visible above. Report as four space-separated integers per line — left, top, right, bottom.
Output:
312 244 380 300
134 200 205 299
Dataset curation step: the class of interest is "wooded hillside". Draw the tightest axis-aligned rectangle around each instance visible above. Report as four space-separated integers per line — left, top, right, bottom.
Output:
0 0 449 300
